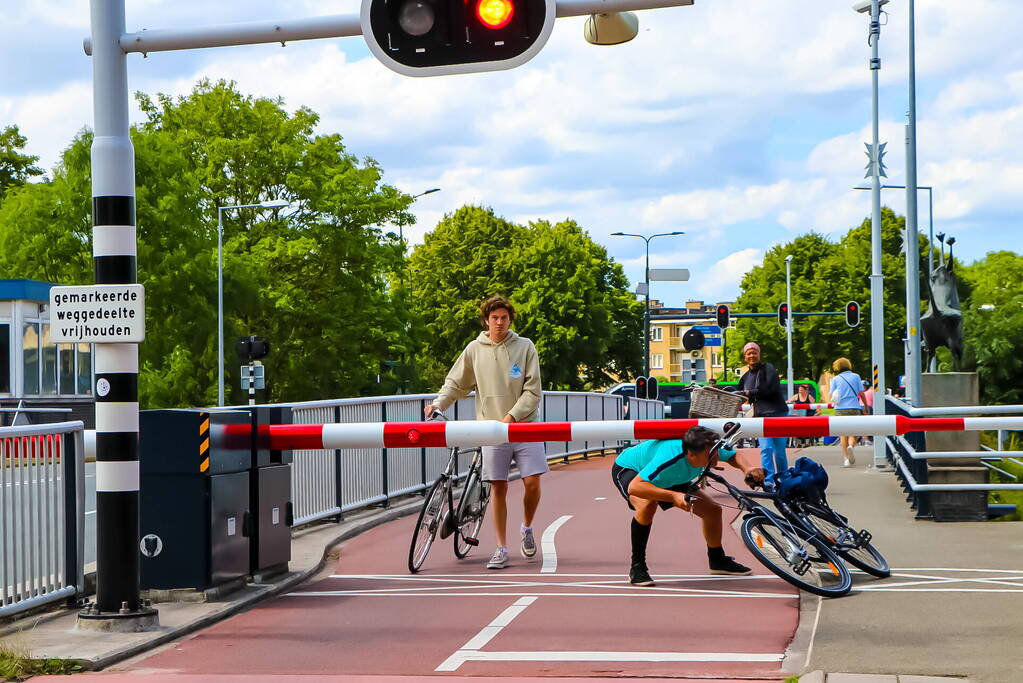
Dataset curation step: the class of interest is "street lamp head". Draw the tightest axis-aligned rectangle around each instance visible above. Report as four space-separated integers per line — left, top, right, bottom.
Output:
412 188 441 199
785 255 793 263
853 0 888 14
260 199 291 208
610 232 626 236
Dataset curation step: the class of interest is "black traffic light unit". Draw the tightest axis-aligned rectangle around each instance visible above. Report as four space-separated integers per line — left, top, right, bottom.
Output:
716 304 730 329
845 301 860 327
777 303 789 328
237 336 271 362
361 0 556 76
635 376 648 400
646 376 659 401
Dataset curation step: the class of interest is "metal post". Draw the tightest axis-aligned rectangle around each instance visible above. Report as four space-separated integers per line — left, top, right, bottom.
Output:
904 0 923 407
867 0 887 468
217 209 225 406
785 256 794 390
247 362 256 405
87 0 150 620
643 238 650 378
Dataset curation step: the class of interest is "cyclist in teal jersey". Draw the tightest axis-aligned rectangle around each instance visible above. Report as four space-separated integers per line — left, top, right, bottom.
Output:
612 426 765 586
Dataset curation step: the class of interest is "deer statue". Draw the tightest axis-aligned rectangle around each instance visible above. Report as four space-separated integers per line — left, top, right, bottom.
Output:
921 235 964 369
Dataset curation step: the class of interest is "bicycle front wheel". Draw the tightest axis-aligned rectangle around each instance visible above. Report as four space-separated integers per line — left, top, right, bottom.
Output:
454 467 490 559
408 477 451 573
797 508 890 578
741 514 852 598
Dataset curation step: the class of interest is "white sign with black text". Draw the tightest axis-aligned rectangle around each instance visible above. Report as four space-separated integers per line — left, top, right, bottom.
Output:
49 284 145 343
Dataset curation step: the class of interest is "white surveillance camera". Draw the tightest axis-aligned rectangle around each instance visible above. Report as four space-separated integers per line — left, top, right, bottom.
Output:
853 0 889 14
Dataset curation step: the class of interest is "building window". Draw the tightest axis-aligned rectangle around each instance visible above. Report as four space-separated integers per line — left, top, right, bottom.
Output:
23 323 39 395
650 326 663 342
77 343 92 395
0 323 10 394
651 353 664 370
58 343 75 395
41 324 57 395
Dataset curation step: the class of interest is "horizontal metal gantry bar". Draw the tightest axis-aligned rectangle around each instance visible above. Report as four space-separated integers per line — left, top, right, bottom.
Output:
84 0 697 55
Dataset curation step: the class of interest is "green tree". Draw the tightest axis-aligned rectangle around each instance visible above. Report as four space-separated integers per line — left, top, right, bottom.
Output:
0 80 413 408
409 206 642 390
960 251 1023 404
0 125 44 199
729 208 920 386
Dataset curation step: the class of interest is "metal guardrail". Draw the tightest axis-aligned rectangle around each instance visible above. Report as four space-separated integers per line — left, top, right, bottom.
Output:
887 396 1023 417
269 391 662 526
0 422 85 618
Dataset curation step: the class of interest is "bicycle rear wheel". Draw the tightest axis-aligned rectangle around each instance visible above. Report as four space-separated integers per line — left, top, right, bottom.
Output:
454 466 490 559
408 477 451 573
741 514 852 598
797 506 890 578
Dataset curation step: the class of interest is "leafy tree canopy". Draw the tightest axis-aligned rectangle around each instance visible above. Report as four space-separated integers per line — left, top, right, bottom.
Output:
409 206 643 390
0 125 43 199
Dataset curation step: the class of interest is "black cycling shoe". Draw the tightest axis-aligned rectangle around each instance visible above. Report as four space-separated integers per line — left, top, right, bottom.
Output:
709 555 752 575
629 563 656 586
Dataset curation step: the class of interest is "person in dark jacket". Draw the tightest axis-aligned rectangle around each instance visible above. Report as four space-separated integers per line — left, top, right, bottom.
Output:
737 341 789 480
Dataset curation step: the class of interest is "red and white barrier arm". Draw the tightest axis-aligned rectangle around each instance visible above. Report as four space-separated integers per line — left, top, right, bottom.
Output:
265 416 1023 451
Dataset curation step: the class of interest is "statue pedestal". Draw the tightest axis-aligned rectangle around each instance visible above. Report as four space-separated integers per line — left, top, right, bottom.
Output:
920 372 988 522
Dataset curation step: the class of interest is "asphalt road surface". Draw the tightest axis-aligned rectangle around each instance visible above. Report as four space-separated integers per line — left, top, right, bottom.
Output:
113 455 797 680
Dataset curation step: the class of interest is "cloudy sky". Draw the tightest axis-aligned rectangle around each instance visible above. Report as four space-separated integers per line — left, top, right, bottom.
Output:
2 1 1021 306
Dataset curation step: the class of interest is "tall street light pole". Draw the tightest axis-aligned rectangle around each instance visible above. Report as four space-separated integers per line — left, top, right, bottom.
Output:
785 255 794 389
857 0 888 468
611 231 684 377
218 199 290 407
903 0 923 407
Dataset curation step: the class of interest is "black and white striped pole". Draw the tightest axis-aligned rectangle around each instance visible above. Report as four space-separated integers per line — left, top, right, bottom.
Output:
78 0 156 628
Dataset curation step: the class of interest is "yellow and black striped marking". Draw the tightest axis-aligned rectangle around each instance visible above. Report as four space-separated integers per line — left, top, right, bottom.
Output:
199 413 210 472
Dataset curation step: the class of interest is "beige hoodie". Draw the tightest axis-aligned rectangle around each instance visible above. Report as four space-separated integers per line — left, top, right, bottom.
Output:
434 330 542 422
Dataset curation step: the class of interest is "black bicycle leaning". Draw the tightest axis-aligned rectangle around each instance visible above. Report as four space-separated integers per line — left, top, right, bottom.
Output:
407 411 491 573
772 479 890 578
689 423 853 598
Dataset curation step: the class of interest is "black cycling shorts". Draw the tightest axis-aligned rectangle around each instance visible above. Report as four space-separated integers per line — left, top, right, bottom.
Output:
611 463 695 511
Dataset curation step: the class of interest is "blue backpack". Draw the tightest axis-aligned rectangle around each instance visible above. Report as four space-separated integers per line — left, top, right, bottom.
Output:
774 457 829 502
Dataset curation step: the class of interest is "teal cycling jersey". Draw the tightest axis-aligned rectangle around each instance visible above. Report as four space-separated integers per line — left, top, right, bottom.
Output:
615 439 736 489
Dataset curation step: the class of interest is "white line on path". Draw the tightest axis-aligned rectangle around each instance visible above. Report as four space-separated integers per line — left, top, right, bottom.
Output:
539 515 572 574
440 649 782 671
436 596 537 671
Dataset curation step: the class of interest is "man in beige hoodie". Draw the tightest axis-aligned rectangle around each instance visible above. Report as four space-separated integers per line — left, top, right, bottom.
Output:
425 295 544 569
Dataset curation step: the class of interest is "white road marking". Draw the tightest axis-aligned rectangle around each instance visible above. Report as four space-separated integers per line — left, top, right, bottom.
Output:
593 497 606 501
290 591 794 599
539 515 572 574
436 596 537 671
440 649 782 671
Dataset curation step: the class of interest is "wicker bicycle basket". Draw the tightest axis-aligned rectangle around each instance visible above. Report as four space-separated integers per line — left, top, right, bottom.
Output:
689 385 745 419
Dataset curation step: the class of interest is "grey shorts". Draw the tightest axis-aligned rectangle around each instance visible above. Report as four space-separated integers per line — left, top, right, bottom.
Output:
835 408 863 416
482 441 548 481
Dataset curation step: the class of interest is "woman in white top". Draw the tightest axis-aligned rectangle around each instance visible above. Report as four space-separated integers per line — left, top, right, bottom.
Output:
829 358 868 467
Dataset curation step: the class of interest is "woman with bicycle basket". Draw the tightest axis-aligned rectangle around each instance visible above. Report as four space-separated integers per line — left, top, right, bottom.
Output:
612 426 766 586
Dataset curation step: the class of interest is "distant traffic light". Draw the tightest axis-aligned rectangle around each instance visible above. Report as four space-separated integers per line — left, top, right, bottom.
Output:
646 376 659 401
845 301 860 327
777 303 789 328
237 336 271 362
635 376 648 400
361 0 556 77
716 304 730 329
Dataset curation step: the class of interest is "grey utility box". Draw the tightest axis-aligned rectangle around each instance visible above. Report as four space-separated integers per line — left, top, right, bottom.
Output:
243 406 294 578
139 409 252 591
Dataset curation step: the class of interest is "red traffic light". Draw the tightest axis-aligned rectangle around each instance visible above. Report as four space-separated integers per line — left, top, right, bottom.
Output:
777 303 789 328
716 304 730 329
845 301 860 327
635 376 648 400
476 0 514 29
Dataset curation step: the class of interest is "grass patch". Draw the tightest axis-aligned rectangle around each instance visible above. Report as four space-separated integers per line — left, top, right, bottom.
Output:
0 644 83 681
980 431 1023 521
784 676 801 683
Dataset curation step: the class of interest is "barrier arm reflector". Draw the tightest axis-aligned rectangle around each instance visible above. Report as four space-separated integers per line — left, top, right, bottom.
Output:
253 416 1023 451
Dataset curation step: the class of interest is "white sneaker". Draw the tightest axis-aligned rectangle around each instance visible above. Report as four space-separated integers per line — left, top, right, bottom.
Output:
487 548 509 569
848 451 856 465
843 459 851 468
520 526 537 559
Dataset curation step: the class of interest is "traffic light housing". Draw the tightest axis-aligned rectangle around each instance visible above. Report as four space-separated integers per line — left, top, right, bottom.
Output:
237 336 271 362
845 301 860 327
635 376 648 400
361 0 556 77
646 376 658 401
716 304 730 329
777 303 789 328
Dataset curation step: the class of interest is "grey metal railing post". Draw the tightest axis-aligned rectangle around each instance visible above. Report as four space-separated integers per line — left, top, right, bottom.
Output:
380 401 389 507
582 397 589 459
333 405 344 521
563 394 570 463
419 398 428 488
63 430 84 606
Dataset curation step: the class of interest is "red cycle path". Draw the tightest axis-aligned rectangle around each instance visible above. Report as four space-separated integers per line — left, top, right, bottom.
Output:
100 454 798 681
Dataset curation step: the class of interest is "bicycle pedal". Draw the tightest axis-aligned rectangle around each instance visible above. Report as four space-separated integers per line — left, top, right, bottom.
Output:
856 529 872 546
463 536 479 546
